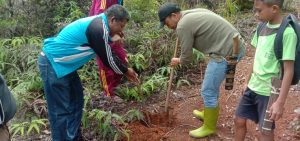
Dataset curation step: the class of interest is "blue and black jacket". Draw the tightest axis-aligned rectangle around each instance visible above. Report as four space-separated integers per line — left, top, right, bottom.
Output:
42 13 127 78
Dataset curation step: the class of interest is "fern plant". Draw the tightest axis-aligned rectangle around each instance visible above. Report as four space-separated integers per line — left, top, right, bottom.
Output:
88 109 130 141
128 53 149 72
225 0 240 16
10 118 48 137
123 109 144 123
176 78 191 88
82 94 91 128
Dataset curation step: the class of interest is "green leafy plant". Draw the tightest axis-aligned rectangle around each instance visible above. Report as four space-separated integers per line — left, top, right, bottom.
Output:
140 74 167 96
125 0 159 25
117 86 141 101
225 0 240 16
88 109 129 141
123 109 145 123
53 1 85 32
82 94 92 128
78 61 101 91
0 37 44 117
0 36 42 56
10 118 48 137
176 78 191 88
157 66 172 76
192 49 205 64
128 53 149 72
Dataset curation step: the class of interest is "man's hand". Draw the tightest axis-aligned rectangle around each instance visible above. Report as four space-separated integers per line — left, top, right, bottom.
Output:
125 68 140 85
269 101 284 121
111 34 124 45
170 58 180 67
226 56 238 64
118 31 125 38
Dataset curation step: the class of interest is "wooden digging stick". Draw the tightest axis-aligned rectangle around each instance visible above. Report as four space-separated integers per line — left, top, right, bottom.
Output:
165 38 180 112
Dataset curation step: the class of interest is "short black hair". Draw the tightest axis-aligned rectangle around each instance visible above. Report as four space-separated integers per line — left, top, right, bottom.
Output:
258 0 284 8
104 4 130 22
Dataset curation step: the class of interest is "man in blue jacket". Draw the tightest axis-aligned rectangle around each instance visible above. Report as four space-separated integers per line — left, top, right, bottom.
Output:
38 5 139 141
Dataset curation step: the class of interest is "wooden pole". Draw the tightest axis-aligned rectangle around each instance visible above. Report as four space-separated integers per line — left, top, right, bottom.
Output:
165 38 179 112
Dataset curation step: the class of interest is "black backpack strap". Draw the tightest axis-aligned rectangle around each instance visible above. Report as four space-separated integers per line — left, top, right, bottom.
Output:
275 15 294 60
287 14 300 85
274 14 296 79
256 22 267 41
287 14 300 53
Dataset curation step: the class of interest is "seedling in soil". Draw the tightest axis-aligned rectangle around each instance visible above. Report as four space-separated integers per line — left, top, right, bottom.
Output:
141 108 176 128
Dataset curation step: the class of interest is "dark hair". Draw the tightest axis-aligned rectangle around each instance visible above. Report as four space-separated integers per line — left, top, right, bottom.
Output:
258 0 284 8
104 4 130 22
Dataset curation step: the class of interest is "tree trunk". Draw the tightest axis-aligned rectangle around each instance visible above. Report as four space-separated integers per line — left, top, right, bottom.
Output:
7 0 14 17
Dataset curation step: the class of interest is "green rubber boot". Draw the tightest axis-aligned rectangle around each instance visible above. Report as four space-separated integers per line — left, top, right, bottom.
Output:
189 106 219 138
192 110 204 120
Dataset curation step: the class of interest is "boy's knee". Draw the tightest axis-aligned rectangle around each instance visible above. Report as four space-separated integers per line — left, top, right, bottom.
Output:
235 117 247 128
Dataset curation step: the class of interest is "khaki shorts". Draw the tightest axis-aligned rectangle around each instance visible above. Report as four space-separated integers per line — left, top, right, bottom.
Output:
0 124 10 141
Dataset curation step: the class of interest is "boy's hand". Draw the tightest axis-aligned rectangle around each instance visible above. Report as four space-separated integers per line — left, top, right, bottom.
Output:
112 34 124 45
170 58 180 67
125 68 140 85
269 101 284 121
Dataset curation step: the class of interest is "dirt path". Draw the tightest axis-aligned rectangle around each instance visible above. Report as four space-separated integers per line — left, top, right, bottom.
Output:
126 48 300 141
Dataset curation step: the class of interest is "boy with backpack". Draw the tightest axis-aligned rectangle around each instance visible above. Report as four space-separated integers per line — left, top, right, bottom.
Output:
234 0 299 141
